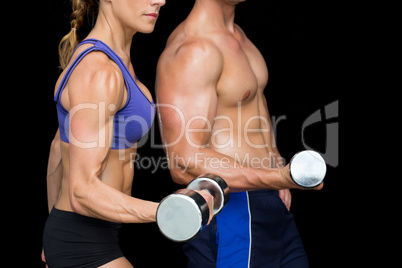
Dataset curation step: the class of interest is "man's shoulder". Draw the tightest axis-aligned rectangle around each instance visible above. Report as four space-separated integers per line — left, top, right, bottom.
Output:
159 30 222 69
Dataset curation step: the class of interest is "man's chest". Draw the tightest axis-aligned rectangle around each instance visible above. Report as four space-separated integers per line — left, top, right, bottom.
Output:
216 35 268 106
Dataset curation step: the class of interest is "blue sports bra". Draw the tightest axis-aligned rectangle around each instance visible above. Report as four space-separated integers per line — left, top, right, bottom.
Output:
55 39 156 150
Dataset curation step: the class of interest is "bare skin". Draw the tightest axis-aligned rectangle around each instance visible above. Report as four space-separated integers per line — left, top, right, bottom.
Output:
156 0 323 199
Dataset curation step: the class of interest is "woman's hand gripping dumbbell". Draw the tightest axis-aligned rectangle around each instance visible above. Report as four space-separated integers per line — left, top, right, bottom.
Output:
156 174 230 242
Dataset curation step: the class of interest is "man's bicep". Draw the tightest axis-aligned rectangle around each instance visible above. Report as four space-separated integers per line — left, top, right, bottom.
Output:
156 41 222 148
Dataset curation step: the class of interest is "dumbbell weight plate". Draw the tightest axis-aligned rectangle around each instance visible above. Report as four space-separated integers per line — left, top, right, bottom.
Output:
289 150 326 188
187 174 229 215
156 189 209 242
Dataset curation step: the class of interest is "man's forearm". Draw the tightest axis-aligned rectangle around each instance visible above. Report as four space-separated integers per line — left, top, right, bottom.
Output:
167 147 295 192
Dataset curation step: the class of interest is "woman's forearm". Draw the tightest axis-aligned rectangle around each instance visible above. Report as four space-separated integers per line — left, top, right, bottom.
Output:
69 176 159 223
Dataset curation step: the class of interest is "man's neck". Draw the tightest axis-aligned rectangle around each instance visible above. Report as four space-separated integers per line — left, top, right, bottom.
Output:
191 0 237 32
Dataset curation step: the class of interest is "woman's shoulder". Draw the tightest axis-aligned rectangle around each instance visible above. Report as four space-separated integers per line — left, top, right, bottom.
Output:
67 49 125 104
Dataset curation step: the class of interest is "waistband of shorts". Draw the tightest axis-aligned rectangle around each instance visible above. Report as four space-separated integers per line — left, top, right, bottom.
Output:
230 189 278 198
50 207 122 228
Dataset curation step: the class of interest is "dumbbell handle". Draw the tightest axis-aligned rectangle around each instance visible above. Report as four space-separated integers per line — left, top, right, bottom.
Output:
187 174 229 215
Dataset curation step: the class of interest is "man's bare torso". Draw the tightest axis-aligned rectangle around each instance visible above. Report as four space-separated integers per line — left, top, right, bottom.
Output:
159 15 282 169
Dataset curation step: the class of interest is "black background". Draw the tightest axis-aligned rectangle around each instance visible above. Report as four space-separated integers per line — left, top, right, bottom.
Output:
28 0 347 267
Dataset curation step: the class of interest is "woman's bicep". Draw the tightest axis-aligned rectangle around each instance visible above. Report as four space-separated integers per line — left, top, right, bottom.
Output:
67 62 123 188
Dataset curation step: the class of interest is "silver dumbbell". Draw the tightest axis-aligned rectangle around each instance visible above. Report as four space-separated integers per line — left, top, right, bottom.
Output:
289 150 327 188
156 174 229 242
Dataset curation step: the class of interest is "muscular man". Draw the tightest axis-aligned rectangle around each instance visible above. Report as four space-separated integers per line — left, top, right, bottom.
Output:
156 0 322 267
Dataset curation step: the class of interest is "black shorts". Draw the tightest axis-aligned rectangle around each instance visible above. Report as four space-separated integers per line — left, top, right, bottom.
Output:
43 207 124 268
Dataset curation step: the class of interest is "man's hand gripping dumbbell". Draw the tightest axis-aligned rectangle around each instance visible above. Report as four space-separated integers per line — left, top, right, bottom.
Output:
156 150 326 242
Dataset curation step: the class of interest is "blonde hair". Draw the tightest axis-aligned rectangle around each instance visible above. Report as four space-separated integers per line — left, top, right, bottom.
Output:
58 0 99 69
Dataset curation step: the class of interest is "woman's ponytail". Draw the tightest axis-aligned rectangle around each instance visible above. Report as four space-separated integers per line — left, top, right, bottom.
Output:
58 0 99 69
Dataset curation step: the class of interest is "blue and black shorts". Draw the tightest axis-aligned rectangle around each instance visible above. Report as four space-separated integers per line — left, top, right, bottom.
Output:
183 190 309 268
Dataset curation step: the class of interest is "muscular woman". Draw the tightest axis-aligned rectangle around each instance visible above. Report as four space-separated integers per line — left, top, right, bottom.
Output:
42 1 168 267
